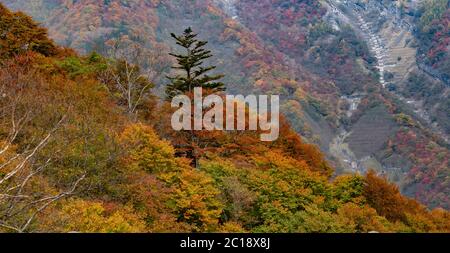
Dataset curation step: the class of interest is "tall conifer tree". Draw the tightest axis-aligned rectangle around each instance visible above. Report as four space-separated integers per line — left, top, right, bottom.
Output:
166 28 225 168
166 27 225 99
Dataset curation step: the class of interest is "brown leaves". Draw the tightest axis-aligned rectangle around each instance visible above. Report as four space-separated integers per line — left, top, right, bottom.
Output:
0 4 58 60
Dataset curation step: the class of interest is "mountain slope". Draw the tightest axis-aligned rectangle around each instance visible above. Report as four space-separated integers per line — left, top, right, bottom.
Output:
0 4 450 233
1 0 448 209
2 3 450 232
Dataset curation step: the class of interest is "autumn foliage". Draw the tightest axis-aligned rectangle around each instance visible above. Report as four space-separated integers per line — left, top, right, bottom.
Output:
0 4 449 233
0 4 58 60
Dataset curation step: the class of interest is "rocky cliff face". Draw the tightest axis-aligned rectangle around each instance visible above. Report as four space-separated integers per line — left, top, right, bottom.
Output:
1 0 448 209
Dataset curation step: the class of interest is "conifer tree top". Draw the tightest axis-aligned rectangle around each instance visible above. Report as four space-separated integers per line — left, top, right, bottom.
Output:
166 27 225 99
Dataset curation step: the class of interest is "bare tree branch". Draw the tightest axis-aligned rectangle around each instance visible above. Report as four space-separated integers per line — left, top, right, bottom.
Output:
0 114 85 232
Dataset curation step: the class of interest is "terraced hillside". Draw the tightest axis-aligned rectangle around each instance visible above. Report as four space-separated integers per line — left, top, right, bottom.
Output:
2 0 448 209
327 0 449 139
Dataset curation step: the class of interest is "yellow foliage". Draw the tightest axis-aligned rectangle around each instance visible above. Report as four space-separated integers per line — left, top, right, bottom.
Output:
119 123 177 173
337 203 390 233
219 222 247 233
40 199 146 233
119 123 223 232
169 168 223 232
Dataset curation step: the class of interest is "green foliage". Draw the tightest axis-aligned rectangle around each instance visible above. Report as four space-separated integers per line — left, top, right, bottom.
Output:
333 175 365 204
56 52 107 78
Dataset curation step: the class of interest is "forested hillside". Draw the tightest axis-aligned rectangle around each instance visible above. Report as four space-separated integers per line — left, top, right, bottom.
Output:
416 0 450 84
2 0 448 210
0 2 449 232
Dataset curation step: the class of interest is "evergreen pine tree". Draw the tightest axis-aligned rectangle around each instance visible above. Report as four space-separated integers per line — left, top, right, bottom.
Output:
166 27 225 99
166 27 225 168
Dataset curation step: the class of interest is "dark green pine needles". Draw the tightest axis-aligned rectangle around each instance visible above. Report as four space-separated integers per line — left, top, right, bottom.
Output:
166 27 225 99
